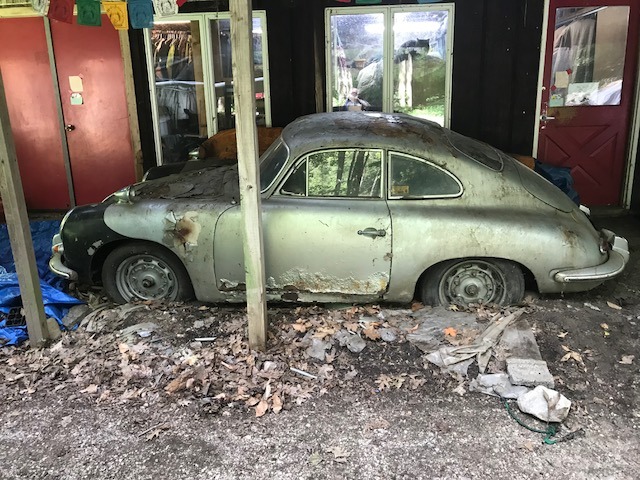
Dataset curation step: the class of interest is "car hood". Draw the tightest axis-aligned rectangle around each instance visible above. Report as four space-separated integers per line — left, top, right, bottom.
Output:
134 165 240 201
511 159 577 213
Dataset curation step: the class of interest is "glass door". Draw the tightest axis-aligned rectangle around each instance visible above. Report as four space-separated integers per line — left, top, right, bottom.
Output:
145 11 271 165
326 4 454 127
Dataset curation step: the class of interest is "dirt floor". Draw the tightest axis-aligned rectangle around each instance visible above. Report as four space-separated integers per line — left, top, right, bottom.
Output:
0 214 639 480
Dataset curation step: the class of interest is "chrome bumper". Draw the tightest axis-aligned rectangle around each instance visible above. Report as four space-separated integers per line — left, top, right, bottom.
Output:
49 233 78 281
554 235 629 283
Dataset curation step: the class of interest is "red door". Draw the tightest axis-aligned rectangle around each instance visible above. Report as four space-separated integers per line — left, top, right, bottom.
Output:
0 17 70 210
50 15 136 205
537 1 639 206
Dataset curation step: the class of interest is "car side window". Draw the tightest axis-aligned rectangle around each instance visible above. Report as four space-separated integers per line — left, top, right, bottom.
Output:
281 149 382 198
389 152 462 198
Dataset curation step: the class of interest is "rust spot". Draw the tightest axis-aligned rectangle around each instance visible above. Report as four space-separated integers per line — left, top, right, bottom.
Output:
561 227 578 247
219 280 246 292
383 252 392 261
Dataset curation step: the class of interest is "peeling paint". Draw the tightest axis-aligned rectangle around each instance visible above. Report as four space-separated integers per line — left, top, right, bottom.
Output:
163 211 202 252
87 240 104 256
272 268 389 295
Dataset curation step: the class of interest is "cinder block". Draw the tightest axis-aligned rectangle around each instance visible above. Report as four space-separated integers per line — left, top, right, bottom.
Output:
506 358 555 389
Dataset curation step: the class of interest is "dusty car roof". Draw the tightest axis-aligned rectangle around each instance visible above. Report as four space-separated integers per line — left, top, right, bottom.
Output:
281 112 452 158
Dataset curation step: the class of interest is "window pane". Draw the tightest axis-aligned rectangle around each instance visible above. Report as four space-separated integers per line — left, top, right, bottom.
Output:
393 10 448 126
281 161 306 195
307 150 382 197
389 153 460 197
330 13 384 112
550 6 629 107
151 21 208 164
210 17 267 130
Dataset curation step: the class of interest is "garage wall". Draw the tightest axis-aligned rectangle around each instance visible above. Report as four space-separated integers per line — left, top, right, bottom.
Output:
131 0 545 168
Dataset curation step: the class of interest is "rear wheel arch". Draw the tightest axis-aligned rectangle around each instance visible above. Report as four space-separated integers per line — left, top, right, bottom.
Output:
416 257 532 307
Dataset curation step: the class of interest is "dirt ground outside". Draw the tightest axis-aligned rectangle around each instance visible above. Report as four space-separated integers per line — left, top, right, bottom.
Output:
0 214 639 480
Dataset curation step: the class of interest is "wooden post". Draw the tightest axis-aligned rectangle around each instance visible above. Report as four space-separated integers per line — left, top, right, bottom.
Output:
0 69 49 348
230 0 268 350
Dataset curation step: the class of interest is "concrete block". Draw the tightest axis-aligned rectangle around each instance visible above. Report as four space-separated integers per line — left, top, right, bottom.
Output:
506 357 555 389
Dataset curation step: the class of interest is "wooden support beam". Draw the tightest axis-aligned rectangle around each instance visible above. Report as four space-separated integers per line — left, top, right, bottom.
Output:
0 69 49 348
230 0 268 351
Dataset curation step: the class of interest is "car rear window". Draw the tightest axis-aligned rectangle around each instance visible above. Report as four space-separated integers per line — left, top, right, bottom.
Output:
445 130 503 171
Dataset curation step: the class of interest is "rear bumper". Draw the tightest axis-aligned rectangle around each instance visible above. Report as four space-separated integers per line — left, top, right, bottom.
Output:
554 234 629 283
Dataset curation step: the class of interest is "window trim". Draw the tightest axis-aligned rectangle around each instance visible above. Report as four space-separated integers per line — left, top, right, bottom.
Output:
387 151 463 200
277 148 385 199
325 4 455 127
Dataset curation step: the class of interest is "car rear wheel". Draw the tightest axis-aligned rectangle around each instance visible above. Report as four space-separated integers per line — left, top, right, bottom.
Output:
421 258 524 307
102 242 194 304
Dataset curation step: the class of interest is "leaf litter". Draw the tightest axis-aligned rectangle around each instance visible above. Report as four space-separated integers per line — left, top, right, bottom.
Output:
0 301 527 417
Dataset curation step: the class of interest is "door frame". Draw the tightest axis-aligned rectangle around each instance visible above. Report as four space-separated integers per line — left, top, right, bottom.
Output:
532 0 640 208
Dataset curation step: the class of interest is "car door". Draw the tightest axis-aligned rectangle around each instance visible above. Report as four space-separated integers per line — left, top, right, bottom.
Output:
213 148 392 301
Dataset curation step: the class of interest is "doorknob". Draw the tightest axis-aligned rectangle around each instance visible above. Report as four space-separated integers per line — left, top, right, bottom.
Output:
65 124 75 132
540 114 556 121
357 228 386 238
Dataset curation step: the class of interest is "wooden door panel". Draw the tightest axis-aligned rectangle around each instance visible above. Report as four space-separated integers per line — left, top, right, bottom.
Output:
0 17 70 210
50 15 135 206
537 1 639 206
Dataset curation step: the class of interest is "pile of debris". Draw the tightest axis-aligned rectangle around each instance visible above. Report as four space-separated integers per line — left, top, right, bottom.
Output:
0 300 570 423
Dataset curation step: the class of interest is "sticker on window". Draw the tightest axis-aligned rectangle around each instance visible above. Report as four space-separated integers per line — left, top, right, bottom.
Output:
391 185 409 195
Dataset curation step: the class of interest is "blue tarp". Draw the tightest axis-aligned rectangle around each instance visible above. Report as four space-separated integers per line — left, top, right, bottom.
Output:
0 220 83 346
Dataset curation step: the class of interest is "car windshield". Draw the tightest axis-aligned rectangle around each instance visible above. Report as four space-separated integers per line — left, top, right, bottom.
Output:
260 138 289 191
445 130 503 171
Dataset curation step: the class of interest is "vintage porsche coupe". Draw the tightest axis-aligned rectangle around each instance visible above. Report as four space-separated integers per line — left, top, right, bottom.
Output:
50 112 629 306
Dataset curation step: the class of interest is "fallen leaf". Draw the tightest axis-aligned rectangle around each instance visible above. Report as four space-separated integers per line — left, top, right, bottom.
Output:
80 384 98 394
448 304 460 311
325 446 351 463
308 452 323 466
255 398 269 417
619 355 635 365
607 301 622 310
411 302 424 312
343 322 359 332
272 394 283 414
292 323 308 333
557 331 569 339
519 440 535 452
584 302 600 311
600 323 609 330
362 325 381 341
443 327 457 337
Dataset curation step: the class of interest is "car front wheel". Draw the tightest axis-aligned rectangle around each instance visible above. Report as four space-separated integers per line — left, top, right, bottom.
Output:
421 258 524 307
102 242 194 304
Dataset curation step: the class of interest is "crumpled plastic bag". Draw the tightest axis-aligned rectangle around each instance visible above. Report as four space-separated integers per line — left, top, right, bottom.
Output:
517 385 571 422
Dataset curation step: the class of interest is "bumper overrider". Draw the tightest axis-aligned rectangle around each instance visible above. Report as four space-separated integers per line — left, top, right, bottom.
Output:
49 233 78 281
554 230 630 283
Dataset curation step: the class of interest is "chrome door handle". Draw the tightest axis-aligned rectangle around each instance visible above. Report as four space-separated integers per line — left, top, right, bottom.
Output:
65 124 76 132
540 115 556 121
358 228 386 238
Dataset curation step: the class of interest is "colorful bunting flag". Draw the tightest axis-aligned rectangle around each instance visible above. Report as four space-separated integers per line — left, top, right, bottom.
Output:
176 0 187 7
47 0 74 24
103 1 129 30
77 0 102 26
128 0 154 29
336 0 352 3
153 0 178 17
31 0 49 15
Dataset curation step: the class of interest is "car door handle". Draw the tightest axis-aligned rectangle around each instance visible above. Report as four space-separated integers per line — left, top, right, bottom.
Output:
358 228 386 238
540 115 556 121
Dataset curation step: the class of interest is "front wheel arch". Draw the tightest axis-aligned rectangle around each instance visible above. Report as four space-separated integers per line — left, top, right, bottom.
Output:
417 257 528 307
100 240 194 304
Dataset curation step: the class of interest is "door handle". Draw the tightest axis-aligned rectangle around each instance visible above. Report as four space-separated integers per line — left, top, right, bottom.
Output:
539 115 556 121
65 124 76 132
357 228 386 238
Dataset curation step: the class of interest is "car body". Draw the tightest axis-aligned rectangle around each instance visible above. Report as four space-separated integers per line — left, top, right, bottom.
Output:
50 112 629 306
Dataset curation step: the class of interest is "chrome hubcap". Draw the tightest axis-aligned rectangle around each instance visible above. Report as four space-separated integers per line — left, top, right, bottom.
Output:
439 260 506 306
115 254 178 301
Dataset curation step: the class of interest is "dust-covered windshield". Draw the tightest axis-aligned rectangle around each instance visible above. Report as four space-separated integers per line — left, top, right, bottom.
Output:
260 139 289 191
445 130 503 171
